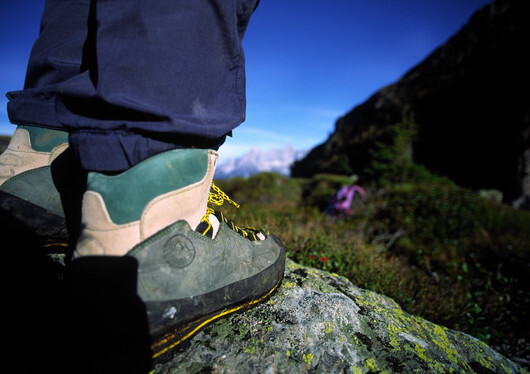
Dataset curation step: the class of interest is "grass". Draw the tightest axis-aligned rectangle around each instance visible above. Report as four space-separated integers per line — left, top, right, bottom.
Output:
214 171 530 369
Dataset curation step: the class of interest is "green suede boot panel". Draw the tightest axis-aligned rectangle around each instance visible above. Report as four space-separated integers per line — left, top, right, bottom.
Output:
129 219 283 302
0 165 64 217
19 125 69 152
87 149 209 225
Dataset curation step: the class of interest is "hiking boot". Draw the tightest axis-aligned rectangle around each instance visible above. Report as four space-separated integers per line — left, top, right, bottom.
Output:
0 125 70 246
74 148 286 362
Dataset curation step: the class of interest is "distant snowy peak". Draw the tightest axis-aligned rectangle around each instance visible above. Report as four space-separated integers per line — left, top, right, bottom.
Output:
215 146 308 178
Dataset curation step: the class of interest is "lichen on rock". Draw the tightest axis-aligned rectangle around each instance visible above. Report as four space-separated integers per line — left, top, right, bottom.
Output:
152 260 527 373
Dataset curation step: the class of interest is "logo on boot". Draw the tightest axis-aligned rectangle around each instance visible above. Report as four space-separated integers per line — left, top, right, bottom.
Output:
163 234 196 268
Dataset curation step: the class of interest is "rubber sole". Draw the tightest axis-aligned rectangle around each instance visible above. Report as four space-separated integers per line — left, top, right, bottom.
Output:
150 275 283 363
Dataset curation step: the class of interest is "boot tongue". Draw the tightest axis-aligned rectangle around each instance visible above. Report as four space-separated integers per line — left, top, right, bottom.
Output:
194 211 220 238
208 213 221 238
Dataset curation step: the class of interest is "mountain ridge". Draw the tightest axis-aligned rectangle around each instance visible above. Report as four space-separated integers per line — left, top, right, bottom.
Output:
215 145 308 179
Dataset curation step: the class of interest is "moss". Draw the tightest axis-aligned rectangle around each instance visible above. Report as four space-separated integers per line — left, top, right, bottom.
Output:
243 345 256 355
303 352 314 365
430 324 460 365
281 280 298 289
364 357 382 372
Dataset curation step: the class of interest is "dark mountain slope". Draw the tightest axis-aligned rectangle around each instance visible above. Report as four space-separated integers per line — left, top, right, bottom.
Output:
291 0 530 205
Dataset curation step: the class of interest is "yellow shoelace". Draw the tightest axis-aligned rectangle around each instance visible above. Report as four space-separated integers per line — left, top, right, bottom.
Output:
207 182 240 210
199 183 263 240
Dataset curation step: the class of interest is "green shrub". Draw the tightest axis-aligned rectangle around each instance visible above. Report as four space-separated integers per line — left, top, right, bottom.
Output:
363 114 453 186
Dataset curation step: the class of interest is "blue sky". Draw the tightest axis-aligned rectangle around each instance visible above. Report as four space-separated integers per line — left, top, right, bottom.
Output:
0 0 492 162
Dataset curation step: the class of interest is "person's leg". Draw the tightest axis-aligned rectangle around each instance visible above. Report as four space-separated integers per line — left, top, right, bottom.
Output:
59 0 284 361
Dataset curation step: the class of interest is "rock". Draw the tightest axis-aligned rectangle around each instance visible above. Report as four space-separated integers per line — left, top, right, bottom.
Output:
152 260 526 373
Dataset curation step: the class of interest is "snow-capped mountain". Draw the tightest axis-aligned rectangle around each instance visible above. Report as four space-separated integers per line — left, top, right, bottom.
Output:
215 145 308 179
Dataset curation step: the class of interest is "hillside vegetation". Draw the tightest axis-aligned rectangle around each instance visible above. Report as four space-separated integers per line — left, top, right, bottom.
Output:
214 154 530 368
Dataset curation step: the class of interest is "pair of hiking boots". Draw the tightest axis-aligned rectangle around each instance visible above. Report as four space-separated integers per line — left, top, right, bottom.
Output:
0 125 285 363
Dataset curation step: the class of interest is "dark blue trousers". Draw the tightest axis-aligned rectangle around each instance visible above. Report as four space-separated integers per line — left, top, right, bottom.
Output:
7 0 259 172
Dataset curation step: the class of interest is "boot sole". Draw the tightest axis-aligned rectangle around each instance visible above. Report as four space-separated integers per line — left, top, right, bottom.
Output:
150 275 283 363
